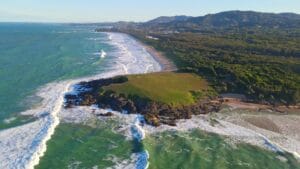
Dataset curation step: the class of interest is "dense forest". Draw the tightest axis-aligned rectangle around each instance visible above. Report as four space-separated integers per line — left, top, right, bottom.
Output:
97 11 300 105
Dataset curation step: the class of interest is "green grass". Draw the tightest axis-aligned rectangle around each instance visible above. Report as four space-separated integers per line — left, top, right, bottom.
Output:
103 72 216 106
134 31 300 104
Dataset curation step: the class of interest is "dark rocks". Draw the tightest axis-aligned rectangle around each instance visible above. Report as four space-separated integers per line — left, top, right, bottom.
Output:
144 113 160 126
97 112 114 117
123 100 137 113
64 76 222 127
81 94 97 106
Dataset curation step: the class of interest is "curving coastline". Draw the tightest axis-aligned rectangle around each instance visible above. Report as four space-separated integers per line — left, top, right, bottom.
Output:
141 43 177 72
28 83 71 169
0 30 299 169
64 32 300 163
0 32 162 169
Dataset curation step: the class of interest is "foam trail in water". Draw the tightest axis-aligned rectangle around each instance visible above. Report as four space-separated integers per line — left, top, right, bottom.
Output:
100 49 107 58
0 32 162 169
135 151 150 169
131 115 146 141
0 81 72 169
27 83 71 169
131 115 149 169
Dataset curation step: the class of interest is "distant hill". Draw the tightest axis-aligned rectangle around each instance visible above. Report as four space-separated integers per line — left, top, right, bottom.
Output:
96 11 300 32
187 11 300 28
140 11 300 31
95 10 300 105
147 15 191 24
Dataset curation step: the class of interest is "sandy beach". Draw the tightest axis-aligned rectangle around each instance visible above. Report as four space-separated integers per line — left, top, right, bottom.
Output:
142 44 177 72
217 109 300 158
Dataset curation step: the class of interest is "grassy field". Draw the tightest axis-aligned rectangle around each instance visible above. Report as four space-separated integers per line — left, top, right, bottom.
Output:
103 72 216 106
133 31 300 105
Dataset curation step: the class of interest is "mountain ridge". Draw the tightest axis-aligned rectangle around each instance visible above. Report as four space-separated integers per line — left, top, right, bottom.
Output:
140 10 300 31
147 15 192 24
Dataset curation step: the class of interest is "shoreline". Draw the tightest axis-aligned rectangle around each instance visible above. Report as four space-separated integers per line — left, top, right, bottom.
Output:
35 32 161 169
58 32 300 167
103 31 176 72
132 33 299 113
1 30 298 168
0 32 162 169
219 96 300 114
142 44 177 72
108 32 300 159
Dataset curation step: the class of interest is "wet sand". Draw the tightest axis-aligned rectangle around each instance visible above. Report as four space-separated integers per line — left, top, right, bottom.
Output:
142 44 177 72
217 109 300 158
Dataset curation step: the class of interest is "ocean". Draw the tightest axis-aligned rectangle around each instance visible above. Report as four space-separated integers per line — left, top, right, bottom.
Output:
0 23 299 169
0 23 162 168
0 23 112 123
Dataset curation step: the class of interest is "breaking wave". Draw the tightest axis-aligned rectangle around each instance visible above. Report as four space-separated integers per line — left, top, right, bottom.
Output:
0 32 162 169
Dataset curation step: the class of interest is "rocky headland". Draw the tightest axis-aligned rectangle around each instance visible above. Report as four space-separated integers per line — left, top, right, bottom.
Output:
64 76 222 126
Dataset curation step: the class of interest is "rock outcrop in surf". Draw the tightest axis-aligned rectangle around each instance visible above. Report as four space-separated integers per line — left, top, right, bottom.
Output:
64 76 222 126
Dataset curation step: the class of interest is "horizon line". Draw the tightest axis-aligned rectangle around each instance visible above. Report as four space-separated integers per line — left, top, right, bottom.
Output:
0 10 299 24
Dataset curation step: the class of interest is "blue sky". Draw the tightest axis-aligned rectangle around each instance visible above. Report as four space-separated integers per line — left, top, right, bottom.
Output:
0 0 300 22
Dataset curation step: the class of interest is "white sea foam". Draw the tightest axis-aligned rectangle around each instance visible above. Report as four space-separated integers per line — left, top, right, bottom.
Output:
107 151 149 169
63 105 293 168
131 115 146 142
87 37 105 41
5 31 295 169
60 106 151 169
141 114 300 159
92 49 107 59
101 49 107 58
0 81 71 169
0 32 161 169
3 117 17 124
108 34 113 40
54 34 300 167
111 150 149 169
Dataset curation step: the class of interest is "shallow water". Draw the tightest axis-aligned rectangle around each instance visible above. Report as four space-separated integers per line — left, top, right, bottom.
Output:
37 118 300 169
144 129 300 169
0 29 162 168
36 122 134 169
0 23 299 169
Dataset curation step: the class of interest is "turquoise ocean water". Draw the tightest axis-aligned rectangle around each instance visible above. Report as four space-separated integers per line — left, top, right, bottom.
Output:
0 23 111 123
0 23 299 169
